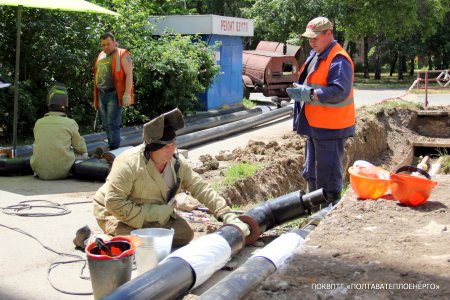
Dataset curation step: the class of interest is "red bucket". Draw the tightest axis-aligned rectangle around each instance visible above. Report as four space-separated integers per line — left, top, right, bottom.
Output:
390 166 437 206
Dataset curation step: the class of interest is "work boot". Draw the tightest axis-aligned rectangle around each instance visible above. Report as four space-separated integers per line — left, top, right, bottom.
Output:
73 225 92 249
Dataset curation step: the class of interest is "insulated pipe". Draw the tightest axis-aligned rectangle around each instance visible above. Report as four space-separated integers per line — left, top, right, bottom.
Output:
104 225 245 300
0 157 32 176
240 188 326 245
104 189 327 300
199 206 332 300
177 106 293 149
72 158 111 181
176 107 265 136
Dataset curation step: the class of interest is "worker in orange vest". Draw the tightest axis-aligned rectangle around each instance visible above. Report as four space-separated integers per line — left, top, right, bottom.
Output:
93 32 134 150
292 17 356 204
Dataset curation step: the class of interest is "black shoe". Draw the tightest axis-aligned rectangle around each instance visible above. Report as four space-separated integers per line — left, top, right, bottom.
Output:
73 225 92 249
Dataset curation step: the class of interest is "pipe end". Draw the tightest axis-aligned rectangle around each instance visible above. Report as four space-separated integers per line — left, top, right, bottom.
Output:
239 215 261 246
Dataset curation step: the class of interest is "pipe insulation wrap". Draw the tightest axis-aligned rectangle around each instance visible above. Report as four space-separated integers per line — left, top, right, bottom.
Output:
252 232 305 268
164 233 232 288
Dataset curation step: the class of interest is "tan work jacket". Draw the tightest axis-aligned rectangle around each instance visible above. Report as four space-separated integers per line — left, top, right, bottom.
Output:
93 144 231 229
30 111 87 180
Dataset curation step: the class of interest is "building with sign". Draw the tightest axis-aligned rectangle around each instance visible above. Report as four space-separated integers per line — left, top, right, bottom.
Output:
149 15 254 110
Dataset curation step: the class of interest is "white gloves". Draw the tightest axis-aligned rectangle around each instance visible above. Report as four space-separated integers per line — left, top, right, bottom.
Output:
221 213 250 236
122 92 131 106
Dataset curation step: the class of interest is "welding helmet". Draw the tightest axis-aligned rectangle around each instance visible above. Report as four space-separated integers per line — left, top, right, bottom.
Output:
47 83 68 110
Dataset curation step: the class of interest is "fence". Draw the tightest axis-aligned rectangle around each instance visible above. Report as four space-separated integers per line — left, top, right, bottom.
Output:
408 69 449 107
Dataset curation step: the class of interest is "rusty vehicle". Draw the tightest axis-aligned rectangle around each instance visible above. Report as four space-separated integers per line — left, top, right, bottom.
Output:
242 41 304 105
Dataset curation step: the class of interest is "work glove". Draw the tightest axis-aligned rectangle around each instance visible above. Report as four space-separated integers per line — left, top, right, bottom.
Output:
144 204 174 225
122 92 131 107
286 83 314 103
221 213 250 236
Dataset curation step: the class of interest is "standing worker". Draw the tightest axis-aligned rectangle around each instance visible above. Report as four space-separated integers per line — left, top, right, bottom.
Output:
93 32 134 150
74 108 250 248
291 17 355 203
30 83 88 180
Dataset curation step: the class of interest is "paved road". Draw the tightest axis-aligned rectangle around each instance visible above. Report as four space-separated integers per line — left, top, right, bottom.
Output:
250 88 449 108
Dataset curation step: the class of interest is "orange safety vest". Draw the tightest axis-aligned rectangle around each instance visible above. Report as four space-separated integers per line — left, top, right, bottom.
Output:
93 48 134 109
300 43 355 129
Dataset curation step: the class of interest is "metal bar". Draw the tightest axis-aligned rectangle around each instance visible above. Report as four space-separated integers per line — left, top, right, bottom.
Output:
12 5 23 158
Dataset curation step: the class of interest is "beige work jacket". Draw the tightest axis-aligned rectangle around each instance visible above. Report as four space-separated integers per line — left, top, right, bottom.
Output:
30 111 87 180
93 144 231 229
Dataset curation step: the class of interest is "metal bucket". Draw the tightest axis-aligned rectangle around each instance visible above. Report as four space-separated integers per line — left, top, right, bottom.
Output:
131 228 174 275
86 237 135 300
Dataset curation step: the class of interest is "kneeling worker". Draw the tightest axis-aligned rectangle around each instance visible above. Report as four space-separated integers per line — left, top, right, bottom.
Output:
30 83 88 180
85 108 249 247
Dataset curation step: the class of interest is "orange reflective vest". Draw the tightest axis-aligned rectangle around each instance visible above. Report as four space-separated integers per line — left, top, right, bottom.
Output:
300 43 355 129
93 48 134 109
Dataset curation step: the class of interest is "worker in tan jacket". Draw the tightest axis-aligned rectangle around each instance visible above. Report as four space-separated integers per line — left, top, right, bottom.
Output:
90 108 250 247
30 83 87 180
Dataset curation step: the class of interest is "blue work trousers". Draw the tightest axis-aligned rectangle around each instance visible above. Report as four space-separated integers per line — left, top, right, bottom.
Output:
98 90 122 150
303 137 346 194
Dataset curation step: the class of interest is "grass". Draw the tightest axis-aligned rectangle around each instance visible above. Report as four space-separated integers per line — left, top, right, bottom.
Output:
242 97 257 108
354 73 416 89
223 162 263 186
437 148 450 174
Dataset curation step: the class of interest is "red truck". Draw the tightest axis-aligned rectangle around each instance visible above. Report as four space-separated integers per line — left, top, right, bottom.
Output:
242 41 304 106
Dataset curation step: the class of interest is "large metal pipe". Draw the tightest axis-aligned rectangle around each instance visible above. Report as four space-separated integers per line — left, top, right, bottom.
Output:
240 188 326 245
199 206 332 300
0 157 32 176
177 107 265 136
177 106 292 149
71 158 111 182
103 189 328 300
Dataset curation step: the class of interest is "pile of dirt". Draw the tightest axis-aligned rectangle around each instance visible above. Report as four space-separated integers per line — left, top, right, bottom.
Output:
188 101 450 299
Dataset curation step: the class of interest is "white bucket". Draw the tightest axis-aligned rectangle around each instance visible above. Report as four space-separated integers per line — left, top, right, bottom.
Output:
131 228 174 275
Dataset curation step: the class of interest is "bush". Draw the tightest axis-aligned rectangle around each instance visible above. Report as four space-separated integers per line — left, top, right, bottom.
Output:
132 34 220 120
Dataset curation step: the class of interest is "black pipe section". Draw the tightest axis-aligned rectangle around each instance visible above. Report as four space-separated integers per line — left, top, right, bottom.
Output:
199 256 276 300
177 106 293 149
240 188 326 245
199 207 332 300
103 257 195 300
187 104 246 121
0 157 32 176
215 225 246 256
176 107 264 136
72 158 111 182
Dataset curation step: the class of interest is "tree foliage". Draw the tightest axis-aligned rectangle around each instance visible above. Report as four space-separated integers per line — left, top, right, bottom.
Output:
0 0 219 143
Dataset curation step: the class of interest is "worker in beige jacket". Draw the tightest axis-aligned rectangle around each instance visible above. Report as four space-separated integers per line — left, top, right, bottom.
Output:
90 108 250 247
30 83 87 180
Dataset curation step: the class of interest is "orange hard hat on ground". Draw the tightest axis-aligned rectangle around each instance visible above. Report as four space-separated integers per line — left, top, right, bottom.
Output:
390 166 437 206
348 165 390 199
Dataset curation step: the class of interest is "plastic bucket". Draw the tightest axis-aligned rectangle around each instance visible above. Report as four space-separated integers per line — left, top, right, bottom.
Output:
131 228 174 275
86 236 135 300
390 166 437 206
348 166 390 199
